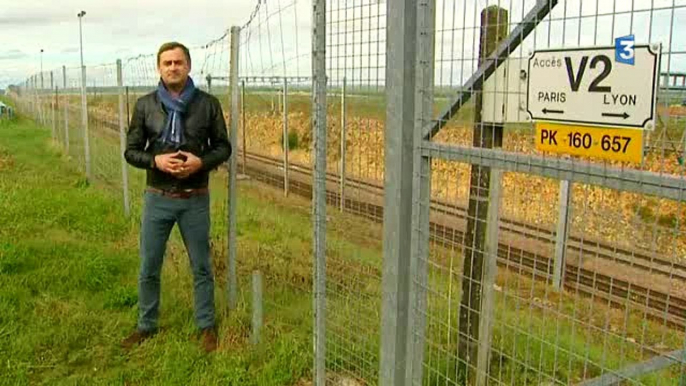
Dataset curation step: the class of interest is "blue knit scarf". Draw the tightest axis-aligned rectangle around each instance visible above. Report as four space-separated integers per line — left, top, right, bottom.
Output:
157 77 197 149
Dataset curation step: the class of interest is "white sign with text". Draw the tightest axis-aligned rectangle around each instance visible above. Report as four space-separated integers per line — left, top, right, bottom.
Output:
526 44 660 129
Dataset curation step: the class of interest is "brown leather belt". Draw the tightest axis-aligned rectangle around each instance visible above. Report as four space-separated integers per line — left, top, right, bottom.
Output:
146 187 209 199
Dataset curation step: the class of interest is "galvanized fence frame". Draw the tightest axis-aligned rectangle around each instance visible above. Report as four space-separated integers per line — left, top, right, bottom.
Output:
8 1 686 384
381 0 686 385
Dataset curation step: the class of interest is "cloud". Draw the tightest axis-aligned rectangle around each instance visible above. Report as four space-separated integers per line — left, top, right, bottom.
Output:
0 14 71 27
0 50 28 61
61 47 80 54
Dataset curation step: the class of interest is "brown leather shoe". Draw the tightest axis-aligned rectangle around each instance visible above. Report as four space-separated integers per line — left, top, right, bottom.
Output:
201 327 218 353
121 329 155 350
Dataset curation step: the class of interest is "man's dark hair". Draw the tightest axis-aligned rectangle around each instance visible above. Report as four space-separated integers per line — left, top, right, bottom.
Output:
157 42 191 67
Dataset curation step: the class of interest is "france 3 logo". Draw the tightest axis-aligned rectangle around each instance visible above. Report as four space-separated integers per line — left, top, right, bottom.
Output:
615 34 635 66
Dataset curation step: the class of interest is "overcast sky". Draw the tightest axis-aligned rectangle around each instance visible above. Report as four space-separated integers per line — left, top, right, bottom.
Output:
3 0 685 89
0 0 261 88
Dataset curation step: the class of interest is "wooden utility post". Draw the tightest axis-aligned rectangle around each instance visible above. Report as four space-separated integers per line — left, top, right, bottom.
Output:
458 6 509 385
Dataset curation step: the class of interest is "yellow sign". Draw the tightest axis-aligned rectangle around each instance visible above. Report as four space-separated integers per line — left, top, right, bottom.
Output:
535 122 644 164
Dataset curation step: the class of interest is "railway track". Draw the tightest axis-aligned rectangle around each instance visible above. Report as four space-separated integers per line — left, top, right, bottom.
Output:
240 151 686 330
242 151 686 281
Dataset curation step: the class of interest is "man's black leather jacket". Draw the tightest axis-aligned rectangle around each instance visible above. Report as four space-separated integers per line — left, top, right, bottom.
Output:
124 90 231 191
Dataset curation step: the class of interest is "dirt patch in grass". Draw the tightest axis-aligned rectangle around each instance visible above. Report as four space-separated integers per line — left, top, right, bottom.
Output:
0 149 14 171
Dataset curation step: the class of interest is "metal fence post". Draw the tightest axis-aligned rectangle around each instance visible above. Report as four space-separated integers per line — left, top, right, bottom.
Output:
32 76 36 122
312 0 327 383
37 75 41 123
476 169 503 386
125 86 130 124
283 77 289 196
81 64 91 181
34 75 38 121
30 76 34 119
277 81 282 114
51 72 56 141
379 0 418 384
340 76 347 212
228 26 240 311
27 77 30 117
35 78 38 124
55 85 60 141
116 59 131 217
40 71 45 126
553 179 572 290
406 0 435 383
242 80 247 175
31 76 36 121
35 75 40 124
458 6 508 385
251 270 263 345
55 89 59 134
63 66 69 154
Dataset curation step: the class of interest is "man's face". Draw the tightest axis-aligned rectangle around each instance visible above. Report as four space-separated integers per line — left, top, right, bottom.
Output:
158 47 190 89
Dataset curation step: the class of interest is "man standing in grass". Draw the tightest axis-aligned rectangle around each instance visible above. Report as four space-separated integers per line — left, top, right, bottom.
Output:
122 42 231 353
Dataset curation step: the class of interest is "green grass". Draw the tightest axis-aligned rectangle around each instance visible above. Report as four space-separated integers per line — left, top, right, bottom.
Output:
0 115 312 385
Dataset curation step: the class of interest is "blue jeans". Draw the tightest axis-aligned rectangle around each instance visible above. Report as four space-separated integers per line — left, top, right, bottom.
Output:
137 190 215 332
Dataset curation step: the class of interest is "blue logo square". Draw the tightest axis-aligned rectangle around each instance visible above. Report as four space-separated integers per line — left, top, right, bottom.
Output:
615 35 636 65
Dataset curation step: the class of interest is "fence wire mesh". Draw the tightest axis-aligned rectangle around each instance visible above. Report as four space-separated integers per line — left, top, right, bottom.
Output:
410 0 686 385
233 0 317 372
62 66 86 172
85 64 121 188
321 0 387 384
7 0 686 384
